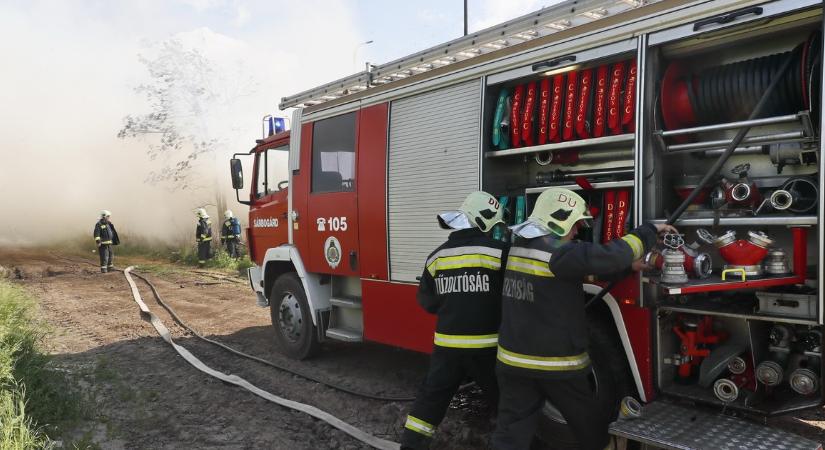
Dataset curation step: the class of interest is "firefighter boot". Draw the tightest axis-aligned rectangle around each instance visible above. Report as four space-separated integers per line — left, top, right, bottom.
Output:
101 267 107 273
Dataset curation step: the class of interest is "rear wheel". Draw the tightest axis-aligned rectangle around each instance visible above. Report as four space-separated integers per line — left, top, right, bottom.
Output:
270 273 320 360
536 318 635 449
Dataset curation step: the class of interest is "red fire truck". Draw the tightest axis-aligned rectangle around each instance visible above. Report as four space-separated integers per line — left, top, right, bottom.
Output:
230 0 824 446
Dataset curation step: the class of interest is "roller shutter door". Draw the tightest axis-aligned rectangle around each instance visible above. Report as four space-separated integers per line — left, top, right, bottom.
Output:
387 79 482 282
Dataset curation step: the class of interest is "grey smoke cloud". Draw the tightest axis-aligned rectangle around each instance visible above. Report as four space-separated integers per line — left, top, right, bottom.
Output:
0 0 363 246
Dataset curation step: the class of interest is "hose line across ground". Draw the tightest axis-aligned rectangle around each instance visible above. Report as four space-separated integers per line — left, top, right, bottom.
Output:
127 270 416 402
55 253 415 402
122 266 400 450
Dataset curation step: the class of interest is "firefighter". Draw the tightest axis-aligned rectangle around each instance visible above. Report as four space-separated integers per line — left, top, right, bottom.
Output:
491 188 676 450
93 210 120 273
401 191 508 450
220 210 242 258
195 208 213 268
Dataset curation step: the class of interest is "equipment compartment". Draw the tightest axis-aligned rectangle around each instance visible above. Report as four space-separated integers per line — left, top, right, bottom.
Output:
482 45 638 198
644 11 822 224
641 223 814 298
656 310 824 414
640 6 822 319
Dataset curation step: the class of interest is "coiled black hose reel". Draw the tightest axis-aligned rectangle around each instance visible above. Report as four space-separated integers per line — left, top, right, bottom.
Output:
661 30 821 131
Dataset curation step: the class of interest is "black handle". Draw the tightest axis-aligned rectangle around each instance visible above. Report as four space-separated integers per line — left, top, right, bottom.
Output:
776 299 800 308
693 6 763 31
532 55 577 72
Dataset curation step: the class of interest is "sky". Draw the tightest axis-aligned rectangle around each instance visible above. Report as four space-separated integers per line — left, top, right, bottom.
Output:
0 0 552 245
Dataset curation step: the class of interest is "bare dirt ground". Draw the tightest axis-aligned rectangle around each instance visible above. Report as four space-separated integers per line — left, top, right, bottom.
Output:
1 248 823 449
0 249 493 450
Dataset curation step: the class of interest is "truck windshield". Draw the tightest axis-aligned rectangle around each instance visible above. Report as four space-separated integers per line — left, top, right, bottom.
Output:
254 145 289 198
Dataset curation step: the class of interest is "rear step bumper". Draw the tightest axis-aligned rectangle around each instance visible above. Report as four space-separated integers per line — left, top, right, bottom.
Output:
609 401 822 450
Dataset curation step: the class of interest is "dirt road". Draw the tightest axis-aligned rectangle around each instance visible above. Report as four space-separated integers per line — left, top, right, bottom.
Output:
1 249 823 449
1 250 494 449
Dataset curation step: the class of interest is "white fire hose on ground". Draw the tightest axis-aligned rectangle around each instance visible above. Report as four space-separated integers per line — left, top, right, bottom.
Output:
122 266 400 450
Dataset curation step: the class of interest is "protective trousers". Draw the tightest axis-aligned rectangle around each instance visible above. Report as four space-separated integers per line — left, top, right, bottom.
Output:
225 239 239 258
98 244 113 272
198 241 212 267
401 349 498 450
492 371 610 450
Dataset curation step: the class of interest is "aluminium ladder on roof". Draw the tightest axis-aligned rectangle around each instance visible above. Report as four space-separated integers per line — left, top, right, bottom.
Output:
279 0 656 110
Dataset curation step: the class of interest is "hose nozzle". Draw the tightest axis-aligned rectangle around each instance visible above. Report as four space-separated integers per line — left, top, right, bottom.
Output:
769 189 793 210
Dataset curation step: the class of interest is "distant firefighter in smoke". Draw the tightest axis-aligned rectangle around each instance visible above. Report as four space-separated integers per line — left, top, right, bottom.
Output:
93 210 120 273
221 210 242 258
195 208 213 268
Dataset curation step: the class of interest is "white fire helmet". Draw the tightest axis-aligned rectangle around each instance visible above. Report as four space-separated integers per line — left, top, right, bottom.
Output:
224 210 234 219
511 188 592 239
437 191 504 233
100 210 111 218
196 208 209 219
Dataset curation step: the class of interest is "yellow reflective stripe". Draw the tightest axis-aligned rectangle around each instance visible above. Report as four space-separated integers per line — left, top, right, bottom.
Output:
426 246 503 267
434 333 498 348
621 234 644 260
100 225 107 229
404 415 435 437
508 256 548 269
426 254 501 276
100 241 112 245
497 346 590 371
505 259 554 277
95 237 101 241
508 247 552 261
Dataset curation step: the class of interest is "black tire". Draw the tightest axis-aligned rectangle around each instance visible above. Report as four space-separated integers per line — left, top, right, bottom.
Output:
270 273 320 360
536 317 635 449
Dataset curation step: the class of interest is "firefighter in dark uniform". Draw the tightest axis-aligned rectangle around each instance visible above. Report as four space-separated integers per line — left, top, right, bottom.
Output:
195 208 213 268
221 209 242 258
93 210 120 273
401 191 508 450
492 188 676 450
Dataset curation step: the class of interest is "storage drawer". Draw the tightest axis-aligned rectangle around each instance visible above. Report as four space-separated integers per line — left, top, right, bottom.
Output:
756 291 817 319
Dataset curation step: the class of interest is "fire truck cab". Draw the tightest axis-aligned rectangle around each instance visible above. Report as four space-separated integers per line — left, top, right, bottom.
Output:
231 0 825 447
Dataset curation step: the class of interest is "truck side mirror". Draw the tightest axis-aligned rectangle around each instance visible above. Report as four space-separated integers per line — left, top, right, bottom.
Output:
230 159 244 189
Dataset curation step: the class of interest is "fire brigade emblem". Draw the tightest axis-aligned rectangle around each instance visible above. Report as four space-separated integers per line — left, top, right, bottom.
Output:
324 236 342 269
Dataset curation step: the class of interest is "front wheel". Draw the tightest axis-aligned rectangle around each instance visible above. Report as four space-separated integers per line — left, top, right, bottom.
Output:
270 273 320 360
536 320 634 449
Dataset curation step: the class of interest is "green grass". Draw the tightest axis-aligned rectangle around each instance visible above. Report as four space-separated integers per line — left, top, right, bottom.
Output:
51 233 253 277
0 281 84 448
165 243 253 276
0 386 50 450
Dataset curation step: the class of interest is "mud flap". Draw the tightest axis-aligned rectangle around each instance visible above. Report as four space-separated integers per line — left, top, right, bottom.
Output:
247 266 268 307
609 401 822 450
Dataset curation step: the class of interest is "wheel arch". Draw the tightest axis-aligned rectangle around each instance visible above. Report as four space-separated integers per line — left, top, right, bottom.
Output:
583 283 647 402
263 245 331 326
